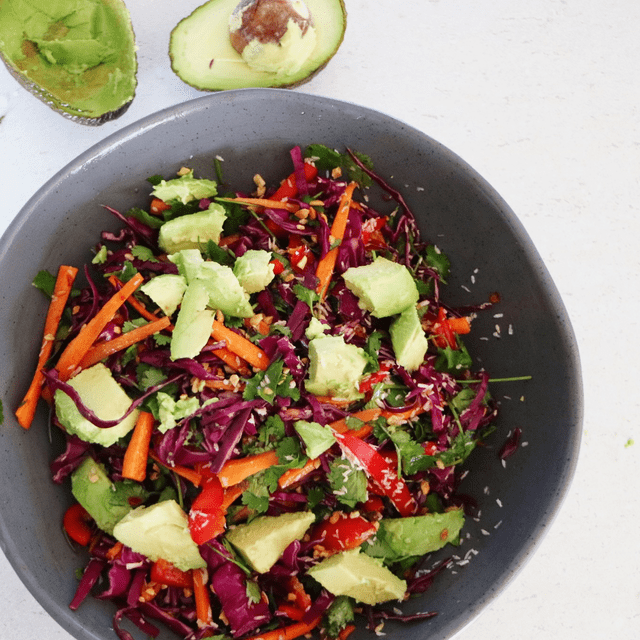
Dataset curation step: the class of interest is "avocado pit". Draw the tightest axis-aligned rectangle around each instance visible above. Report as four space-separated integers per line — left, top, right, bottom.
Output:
229 0 317 74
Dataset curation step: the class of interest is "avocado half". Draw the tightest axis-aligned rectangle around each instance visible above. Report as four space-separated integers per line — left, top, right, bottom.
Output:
169 0 347 91
0 0 137 125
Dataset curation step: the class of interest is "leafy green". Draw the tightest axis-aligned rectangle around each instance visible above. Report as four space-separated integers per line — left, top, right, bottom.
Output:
243 359 300 405
203 239 235 266
127 206 164 229
0 399 4 426
434 342 473 373
323 596 355 639
305 144 373 187
130 245 158 263
425 244 450 281
292 282 319 311
327 458 368 508
32 270 56 298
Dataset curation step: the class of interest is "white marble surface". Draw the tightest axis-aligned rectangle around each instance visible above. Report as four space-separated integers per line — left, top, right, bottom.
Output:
1 0 639 638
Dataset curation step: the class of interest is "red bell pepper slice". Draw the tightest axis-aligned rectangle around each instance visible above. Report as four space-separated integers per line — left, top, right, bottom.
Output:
63 503 93 546
362 216 388 251
271 163 319 202
358 363 392 395
150 558 194 589
189 469 226 545
287 236 313 273
333 431 417 517
312 512 378 552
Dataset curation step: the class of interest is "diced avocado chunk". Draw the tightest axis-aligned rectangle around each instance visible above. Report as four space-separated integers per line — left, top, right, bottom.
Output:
364 509 465 563
169 248 205 282
342 257 419 318
71 458 147 535
196 261 254 317
294 420 336 459
112 499 206 572
140 273 187 317
152 171 218 205
54 363 139 446
390 305 429 372
0 0 137 124
307 548 407 605
170 280 216 360
158 204 226 253
156 391 200 433
233 249 275 294
226 511 315 574
305 317 330 340
305 335 368 401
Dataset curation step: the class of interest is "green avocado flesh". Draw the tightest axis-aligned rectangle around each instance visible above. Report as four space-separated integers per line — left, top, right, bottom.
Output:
0 0 137 123
170 0 346 91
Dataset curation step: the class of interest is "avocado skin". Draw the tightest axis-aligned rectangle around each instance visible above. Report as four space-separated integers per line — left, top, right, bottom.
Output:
169 0 347 91
0 0 137 125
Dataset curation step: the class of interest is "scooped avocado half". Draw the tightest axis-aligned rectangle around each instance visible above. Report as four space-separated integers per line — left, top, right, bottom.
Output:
0 0 137 125
169 0 346 91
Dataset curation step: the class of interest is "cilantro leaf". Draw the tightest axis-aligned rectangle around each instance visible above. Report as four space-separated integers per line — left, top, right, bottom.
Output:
127 207 165 229
203 239 235 266
323 596 355 639
293 283 319 310
243 359 300 404
425 245 450 281
327 458 368 508
434 342 473 373
32 270 56 298
130 245 158 263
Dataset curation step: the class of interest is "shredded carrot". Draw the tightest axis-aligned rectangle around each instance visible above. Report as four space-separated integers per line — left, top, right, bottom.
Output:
211 344 252 376
276 603 305 622
312 395 354 408
193 567 213 626
218 234 241 248
79 316 171 369
221 197 300 213
329 408 382 435
148 450 203 487
381 405 425 423
278 458 321 489
106 541 124 562
139 581 163 603
108 275 163 324
203 378 246 392
211 320 270 371
338 624 357 640
149 198 171 215
217 450 279 488
244 315 272 336
55 273 144 381
15 264 78 428
243 617 321 640
221 480 249 510
122 411 155 482
316 182 357 301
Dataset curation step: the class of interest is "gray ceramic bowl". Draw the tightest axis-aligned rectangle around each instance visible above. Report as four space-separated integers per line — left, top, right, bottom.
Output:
0 89 582 640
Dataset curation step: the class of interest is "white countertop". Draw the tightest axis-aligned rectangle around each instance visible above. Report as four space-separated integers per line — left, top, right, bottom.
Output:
1 0 639 638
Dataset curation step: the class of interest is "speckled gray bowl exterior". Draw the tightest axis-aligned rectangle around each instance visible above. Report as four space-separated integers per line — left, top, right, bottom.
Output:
0 89 582 640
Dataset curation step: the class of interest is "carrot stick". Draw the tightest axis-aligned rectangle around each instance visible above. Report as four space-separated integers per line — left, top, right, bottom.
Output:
278 458 321 489
15 265 78 428
217 450 279 488
329 408 382 434
149 198 171 215
243 617 321 640
211 345 252 376
221 480 249 510
148 450 203 487
122 411 155 482
312 395 354 408
55 273 144 381
316 182 357 301
381 405 426 423
193 567 213 626
211 321 270 371
79 316 171 369
108 275 162 324
220 197 300 213
448 316 471 334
